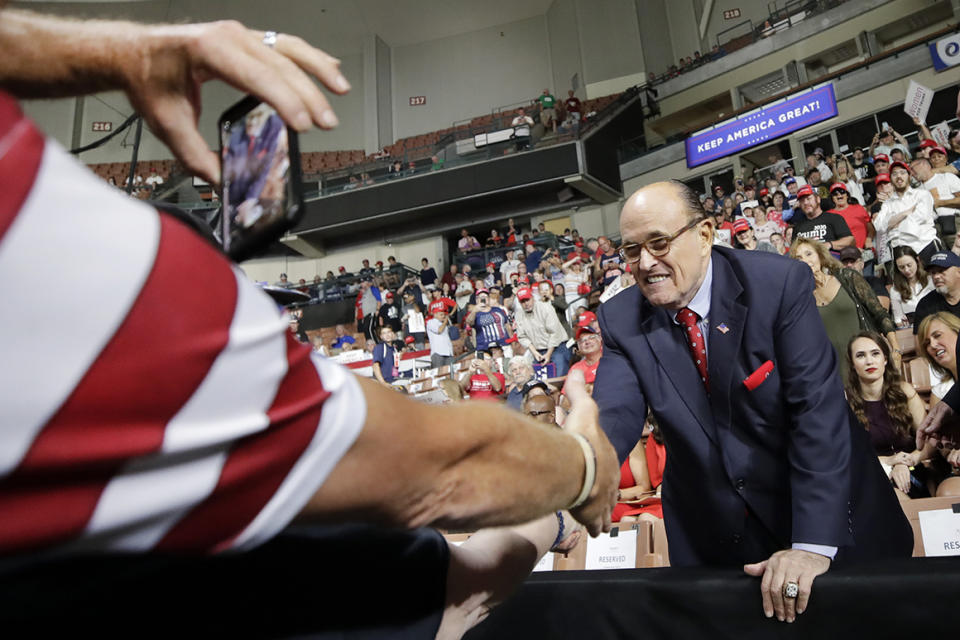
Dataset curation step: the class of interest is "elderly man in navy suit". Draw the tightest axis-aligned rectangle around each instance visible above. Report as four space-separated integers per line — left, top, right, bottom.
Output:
593 181 911 624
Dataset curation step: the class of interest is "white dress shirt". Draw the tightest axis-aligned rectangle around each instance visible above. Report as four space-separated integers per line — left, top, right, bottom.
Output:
874 187 937 255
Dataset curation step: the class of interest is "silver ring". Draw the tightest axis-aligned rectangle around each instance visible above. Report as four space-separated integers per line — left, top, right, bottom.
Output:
783 581 799 599
263 31 278 48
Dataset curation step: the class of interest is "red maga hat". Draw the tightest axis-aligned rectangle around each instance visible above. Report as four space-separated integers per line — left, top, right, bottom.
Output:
576 325 599 339
796 185 815 198
874 173 891 185
889 160 910 173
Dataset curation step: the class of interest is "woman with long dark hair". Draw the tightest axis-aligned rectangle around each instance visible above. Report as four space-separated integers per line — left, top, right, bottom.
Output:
890 246 933 327
845 331 934 497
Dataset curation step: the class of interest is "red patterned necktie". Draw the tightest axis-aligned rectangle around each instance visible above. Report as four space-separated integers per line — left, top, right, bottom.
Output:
676 307 708 392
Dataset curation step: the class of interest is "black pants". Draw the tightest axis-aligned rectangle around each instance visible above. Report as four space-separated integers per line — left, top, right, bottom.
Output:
360 313 378 342
917 238 946 265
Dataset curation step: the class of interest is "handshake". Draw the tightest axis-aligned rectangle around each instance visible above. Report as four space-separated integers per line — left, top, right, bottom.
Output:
549 370 621 536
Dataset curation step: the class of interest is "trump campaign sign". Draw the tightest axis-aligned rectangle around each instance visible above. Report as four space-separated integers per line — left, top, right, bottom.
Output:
685 84 838 168
930 33 960 71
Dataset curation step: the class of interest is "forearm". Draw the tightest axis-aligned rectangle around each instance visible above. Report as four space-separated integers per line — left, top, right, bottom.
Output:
302 377 585 529
885 332 901 355
887 212 908 229
372 363 386 384
483 369 503 392
935 196 960 208
829 235 855 249
0 9 148 97
441 514 563 636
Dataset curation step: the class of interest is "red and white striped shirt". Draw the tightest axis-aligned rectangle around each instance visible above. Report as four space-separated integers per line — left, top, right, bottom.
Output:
0 92 365 555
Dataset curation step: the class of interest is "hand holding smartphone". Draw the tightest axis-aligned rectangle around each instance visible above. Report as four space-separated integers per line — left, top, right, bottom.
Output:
219 96 304 262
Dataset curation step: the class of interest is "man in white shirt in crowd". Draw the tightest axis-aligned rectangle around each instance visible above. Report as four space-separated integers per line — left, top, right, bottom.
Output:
499 249 522 284
870 126 911 160
514 287 571 376
874 161 940 262
913 155 960 247
511 108 534 151
807 150 832 182
425 302 455 368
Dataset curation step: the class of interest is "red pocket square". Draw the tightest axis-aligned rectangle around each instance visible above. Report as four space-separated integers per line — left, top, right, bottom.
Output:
743 360 774 391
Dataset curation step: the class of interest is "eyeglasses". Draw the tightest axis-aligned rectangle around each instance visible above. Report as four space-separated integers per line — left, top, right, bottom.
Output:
527 410 555 417
619 217 706 263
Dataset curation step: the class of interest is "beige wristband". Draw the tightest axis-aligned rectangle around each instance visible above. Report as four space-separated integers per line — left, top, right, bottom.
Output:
567 433 597 509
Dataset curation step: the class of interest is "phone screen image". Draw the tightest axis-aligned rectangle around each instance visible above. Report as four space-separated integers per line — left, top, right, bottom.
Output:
219 98 302 261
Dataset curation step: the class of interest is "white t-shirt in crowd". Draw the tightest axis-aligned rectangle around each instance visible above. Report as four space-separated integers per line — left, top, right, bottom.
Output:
425 317 453 356
923 173 960 218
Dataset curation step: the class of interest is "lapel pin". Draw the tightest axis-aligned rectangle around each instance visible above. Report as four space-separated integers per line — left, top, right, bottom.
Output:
717 323 730 334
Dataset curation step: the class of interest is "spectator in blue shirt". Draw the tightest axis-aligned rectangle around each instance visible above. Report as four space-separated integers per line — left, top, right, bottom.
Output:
372 326 400 384
331 324 356 350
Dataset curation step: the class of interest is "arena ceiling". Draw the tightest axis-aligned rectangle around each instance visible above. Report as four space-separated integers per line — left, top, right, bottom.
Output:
13 0 556 54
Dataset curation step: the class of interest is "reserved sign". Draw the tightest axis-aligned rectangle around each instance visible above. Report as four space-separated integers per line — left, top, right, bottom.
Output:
918 508 960 556
584 527 637 570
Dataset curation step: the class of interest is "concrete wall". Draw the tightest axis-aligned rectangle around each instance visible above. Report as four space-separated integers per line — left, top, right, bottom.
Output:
376 36 393 149
574 0 645 86
665 0 703 64
636 0 676 78
546 0 584 97
391 16 552 139
239 236 445 284
704 0 772 49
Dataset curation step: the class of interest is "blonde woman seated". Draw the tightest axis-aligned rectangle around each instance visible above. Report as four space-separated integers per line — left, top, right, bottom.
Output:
790 237 900 374
919 312 960 471
845 332 935 497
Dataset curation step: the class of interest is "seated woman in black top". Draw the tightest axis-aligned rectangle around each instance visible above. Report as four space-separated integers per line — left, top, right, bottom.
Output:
845 331 936 497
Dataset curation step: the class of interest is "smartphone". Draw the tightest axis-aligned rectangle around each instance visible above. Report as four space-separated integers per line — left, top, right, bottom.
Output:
219 96 304 262
881 121 890 132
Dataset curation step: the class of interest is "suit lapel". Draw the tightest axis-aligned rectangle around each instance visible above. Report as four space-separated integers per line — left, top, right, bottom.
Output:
707 254 747 431
640 302 717 445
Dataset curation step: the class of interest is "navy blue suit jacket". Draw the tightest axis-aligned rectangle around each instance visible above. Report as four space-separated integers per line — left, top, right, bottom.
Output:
594 247 911 567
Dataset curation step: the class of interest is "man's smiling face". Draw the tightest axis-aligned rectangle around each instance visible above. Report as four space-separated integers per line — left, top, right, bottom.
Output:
620 182 713 311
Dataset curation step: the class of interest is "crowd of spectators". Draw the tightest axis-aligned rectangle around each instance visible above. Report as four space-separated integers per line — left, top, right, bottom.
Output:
648 46 727 85
689 117 960 494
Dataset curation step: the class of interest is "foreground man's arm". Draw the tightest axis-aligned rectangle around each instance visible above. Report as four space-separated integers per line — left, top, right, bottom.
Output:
304 373 618 535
